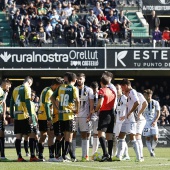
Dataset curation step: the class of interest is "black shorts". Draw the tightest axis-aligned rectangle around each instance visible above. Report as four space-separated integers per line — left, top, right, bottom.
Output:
53 119 76 134
53 121 64 136
0 115 4 131
38 120 53 132
98 110 114 133
14 118 31 135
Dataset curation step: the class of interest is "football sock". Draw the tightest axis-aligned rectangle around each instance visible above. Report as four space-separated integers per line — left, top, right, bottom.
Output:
99 137 108 156
69 142 75 159
132 140 140 160
63 141 69 159
72 139 76 157
48 145 54 158
86 139 89 159
108 140 113 158
152 140 158 150
29 138 35 158
0 137 5 157
34 139 39 154
137 139 143 158
146 140 152 153
24 140 29 154
55 140 62 157
15 139 22 158
38 143 44 159
92 137 99 155
113 134 117 156
124 141 129 157
62 138 65 156
82 139 87 158
117 139 125 158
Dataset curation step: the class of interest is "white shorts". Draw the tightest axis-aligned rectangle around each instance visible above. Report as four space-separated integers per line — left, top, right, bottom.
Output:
76 117 92 133
143 122 159 137
121 121 137 134
136 119 146 135
113 122 123 137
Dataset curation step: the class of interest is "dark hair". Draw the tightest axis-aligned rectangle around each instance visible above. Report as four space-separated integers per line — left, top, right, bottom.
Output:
23 76 33 84
51 77 63 85
102 71 113 79
164 27 169 31
90 81 99 89
77 73 86 78
1 78 12 85
100 75 110 85
120 78 131 86
143 89 153 95
64 72 77 83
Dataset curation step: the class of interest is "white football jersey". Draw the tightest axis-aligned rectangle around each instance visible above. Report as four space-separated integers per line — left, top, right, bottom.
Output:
126 89 139 123
77 85 94 117
143 99 160 122
116 94 127 123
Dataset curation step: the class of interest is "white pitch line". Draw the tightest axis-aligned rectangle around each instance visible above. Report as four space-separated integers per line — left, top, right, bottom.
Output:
45 162 170 170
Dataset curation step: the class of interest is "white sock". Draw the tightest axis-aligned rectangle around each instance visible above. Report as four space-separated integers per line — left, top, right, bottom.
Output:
87 139 89 159
92 137 99 155
82 139 87 158
113 135 117 156
72 139 76 157
146 140 152 153
137 139 143 158
132 140 140 160
152 140 158 150
124 142 129 157
117 139 126 158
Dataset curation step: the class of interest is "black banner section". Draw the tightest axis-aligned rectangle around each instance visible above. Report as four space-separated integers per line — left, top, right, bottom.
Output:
4 126 170 147
107 48 170 69
142 0 170 15
0 48 105 69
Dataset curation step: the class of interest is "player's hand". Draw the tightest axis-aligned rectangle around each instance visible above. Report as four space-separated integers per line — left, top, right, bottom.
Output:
29 116 33 124
151 121 156 127
119 116 125 121
73 109 78 115
127 112 131 119
3 120 8 125
137 114 141 121
86 114 91 122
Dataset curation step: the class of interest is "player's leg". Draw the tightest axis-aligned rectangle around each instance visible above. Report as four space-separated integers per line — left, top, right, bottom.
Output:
0 116 6 160
72 116 78 158
23 135 30 157
34 134 39 156
151 127 159 157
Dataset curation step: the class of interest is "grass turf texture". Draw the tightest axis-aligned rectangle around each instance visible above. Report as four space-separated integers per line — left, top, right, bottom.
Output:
0 147 170 170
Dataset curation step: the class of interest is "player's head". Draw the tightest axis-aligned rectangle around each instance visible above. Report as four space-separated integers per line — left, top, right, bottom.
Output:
1 78 12 92
143 89 153 100
102 71 113 83
51 77 64 91
120 78 131 93
90 81 99 94
64 72 77 84
31 90 36 101
100 75 110 86
77 73 86 86
23 76 33 87
115 84 122 95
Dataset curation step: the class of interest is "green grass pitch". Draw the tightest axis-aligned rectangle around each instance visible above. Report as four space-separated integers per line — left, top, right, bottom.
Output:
0 147 170 170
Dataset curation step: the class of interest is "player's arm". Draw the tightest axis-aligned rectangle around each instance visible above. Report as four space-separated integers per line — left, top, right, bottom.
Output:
152 102 161 127
73 88 80 115
10 96 14 118
25 87 33 117
127 101 140 118
2 101 6 121
45 90 53 121
50 89 59 110
138 101 148 116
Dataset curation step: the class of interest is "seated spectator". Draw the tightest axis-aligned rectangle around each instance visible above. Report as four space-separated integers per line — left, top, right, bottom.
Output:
19 3 27 16
159 105 170 126
95 26 109 46
23 19 32 44
110 18 120 43
86 9 98 29
107 9 116 23
35 0 42 8
97 11 107 24
162 94 170 107
9 2 18 19
120 19 130 40
103 2 112 16
30 13 39 31
68 10 79 25
77 26 86 47
27 2 37 16
93 2 103 17
92 18 100 32
37 26 46 46
37 2 47 20
45 22 53 40
36 20 45 32
52 0 61 9
64 1 74 17
67 27 77 47
63 19 71 39
152 26 162 47
59 10 67 25
50 9 60 29
162 27 170 47
44 0 52 11
86 26 95 47
56 3 63 15
118 10 131 25
101 20 111 36
109 0 117 8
